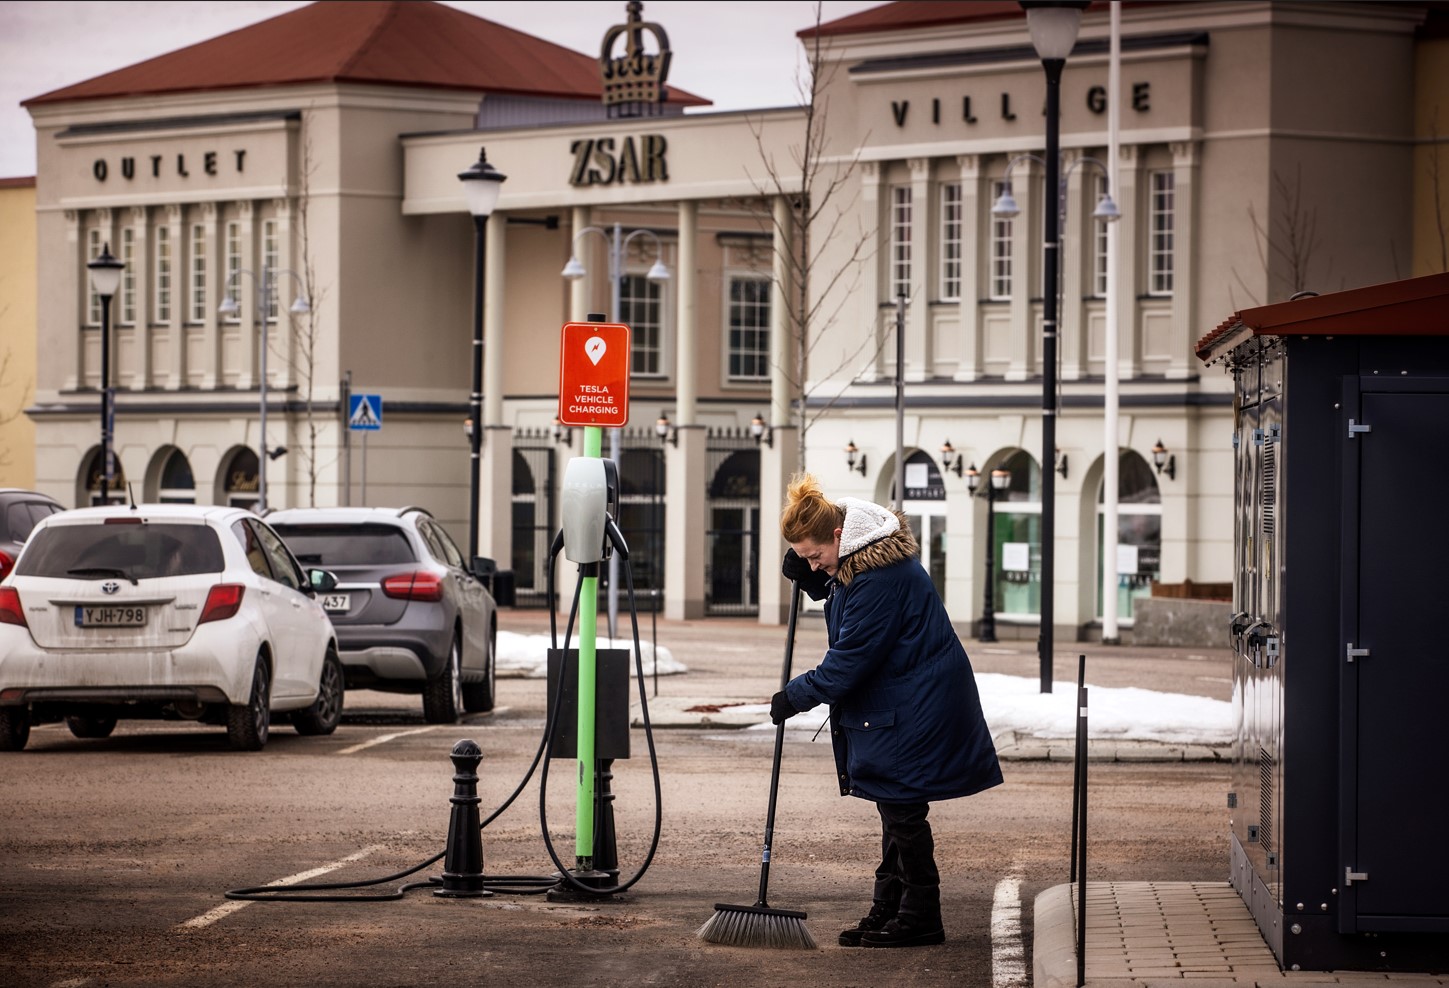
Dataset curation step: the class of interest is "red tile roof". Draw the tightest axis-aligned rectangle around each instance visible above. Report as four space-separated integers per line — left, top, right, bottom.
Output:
1197 272 1449 364
26 1 707 108
804 1 1125 39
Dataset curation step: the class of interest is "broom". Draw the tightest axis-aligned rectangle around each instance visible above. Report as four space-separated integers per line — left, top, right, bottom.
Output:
697 580 816 949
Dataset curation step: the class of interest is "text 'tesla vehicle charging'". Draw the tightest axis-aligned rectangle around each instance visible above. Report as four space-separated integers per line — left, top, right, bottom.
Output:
226 316 663 904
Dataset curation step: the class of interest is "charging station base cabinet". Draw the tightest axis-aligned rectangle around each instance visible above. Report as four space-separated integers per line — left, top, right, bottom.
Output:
1197 272 1449 973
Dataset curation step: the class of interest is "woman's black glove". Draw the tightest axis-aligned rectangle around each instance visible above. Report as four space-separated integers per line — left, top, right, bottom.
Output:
770 691 798 726
781 548 832 601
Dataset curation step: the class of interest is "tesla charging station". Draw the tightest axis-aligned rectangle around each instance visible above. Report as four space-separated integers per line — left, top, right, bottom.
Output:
1197 272 1449 972
555 318 632 891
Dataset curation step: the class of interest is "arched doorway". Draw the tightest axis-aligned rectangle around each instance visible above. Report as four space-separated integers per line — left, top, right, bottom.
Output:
889 449 947 598
706 433 760 616
992 450 1042 621
1096 450 1162 622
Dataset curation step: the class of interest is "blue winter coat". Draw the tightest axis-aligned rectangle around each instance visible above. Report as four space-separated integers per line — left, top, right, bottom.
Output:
784 505 1002 805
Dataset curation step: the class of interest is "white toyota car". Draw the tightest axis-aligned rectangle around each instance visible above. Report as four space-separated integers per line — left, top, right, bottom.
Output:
0 504 343 752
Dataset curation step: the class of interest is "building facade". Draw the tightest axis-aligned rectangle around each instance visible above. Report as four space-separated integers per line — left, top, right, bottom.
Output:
22 1 1440 636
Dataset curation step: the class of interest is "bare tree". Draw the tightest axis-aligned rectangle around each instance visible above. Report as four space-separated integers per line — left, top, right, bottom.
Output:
283 120 332 506
748 1 878 466
0 348 31 474
1230 165 1331 308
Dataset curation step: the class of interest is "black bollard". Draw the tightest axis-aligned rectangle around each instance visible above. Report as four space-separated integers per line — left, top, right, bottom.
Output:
434 738 490 898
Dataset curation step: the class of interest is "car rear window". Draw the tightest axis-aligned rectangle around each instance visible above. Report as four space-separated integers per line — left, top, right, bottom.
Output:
271 524 416 566
16 522 225 580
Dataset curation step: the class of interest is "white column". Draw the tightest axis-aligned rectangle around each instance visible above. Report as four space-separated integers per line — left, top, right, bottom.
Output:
200 203 221 390
1115 145 1142 378
274 199 296 390
1006 156 1038 382
860 161 883 382
759 195 799 626
64 209 82 392
675 200 698 425
162 205 185 390
665 198 706 619
1168 141 1199 379
479 210 511 565
569 206 591 320
954 155 983 382
129 206 151 389
1059 149 1087 382
906 158 931 382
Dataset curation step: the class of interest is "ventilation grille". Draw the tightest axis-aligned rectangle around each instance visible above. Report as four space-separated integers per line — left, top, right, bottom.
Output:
1261 439 1277 539
1258 746 1275 856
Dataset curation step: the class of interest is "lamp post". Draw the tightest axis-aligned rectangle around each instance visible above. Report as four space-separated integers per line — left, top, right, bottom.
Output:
87 244 124 505
219 270 309 514
1015 0 1091 693
966 463 1011 643
562 223 670 639
458 148 508 559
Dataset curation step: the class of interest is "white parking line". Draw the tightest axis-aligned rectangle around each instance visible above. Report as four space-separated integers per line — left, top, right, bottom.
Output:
991 871 1028 988
176 845 381 931
337 726 439 755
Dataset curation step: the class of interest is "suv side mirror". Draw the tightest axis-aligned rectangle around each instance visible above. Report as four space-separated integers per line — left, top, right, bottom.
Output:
309 568 338 594
472 556 497 580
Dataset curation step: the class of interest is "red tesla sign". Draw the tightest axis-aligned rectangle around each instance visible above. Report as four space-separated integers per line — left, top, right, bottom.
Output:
557 321 630 428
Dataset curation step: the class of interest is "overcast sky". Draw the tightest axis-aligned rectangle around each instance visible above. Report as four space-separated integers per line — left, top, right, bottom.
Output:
0 0 888 180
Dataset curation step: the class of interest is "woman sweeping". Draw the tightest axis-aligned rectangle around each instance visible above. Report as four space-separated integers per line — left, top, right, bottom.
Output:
771 473 1003 948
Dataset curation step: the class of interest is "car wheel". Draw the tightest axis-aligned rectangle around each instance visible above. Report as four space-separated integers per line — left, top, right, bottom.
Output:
422 635 462 724
227 655 271 751
65 715 118 739
0 707 30 752
292 648 344 736
462 623 496 714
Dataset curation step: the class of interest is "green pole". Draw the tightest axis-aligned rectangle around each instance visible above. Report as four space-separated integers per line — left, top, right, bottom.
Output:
576 423 602 866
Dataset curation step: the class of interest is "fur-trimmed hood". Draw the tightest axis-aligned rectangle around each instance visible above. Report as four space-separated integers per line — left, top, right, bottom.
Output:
835 498 918 586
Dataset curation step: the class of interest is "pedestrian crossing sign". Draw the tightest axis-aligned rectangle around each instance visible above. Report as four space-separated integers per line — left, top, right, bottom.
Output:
348 394 382 431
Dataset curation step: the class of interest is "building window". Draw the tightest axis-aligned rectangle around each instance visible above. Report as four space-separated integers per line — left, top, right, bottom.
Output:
120 227 136 325
189 224 206 323
622 274 664 377
1149 170 1175 295
1092 174 1109 298
262 219 279 321
155 226 172 324
223 221 241 322
727 276 770 381
939 182 962 301
889 186 912 300
158 449 196 504
87 228 102 325
1096 451 1162 622
989 179 1013 300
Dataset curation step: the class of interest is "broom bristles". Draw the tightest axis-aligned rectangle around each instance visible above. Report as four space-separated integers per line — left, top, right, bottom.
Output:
696 903 817 949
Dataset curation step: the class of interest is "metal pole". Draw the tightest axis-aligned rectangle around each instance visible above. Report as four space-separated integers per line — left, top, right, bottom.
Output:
981 482 998 642
894 292 906 512
1039 55 1064 695
341 371 352 507
1101 2 1123 644
98 294 113 504
258 271 269 514
469 214 486 558
606 224 622 642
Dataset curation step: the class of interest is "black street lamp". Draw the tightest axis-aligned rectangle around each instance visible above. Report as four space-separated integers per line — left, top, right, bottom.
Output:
87 244 124 504
1020 0 1089 693
458 148 507 559
967 463 1012 643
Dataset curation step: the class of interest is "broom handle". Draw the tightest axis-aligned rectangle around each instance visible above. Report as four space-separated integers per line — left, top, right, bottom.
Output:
756 580 802 907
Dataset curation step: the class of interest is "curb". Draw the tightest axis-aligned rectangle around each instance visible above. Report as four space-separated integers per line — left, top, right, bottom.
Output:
1034 884 1081 988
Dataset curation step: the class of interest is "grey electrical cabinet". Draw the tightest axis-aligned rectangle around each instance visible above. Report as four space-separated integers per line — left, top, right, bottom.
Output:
1198 272 1449 973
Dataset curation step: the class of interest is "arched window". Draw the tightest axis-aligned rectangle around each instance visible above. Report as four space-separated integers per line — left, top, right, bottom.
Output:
1096 451 1162 621
81 448 127 506
993 450 1042 620
158 449 196 503
891 450 947 598
223 448 260 510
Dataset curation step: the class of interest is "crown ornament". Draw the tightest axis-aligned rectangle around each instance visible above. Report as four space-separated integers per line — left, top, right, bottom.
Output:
599 1 672 117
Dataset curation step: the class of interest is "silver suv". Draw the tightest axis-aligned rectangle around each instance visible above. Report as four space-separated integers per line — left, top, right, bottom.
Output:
266 507 497 724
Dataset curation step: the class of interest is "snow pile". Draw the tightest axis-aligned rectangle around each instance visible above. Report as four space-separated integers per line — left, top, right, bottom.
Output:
496 630 686 679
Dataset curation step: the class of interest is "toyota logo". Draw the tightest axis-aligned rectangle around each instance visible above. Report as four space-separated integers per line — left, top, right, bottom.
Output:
101 581 120 595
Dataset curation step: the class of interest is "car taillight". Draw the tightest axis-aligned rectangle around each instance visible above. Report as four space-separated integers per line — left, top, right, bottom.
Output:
0 549 13 583
0 587 27 628
199 584 245 624
381 571 444 602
